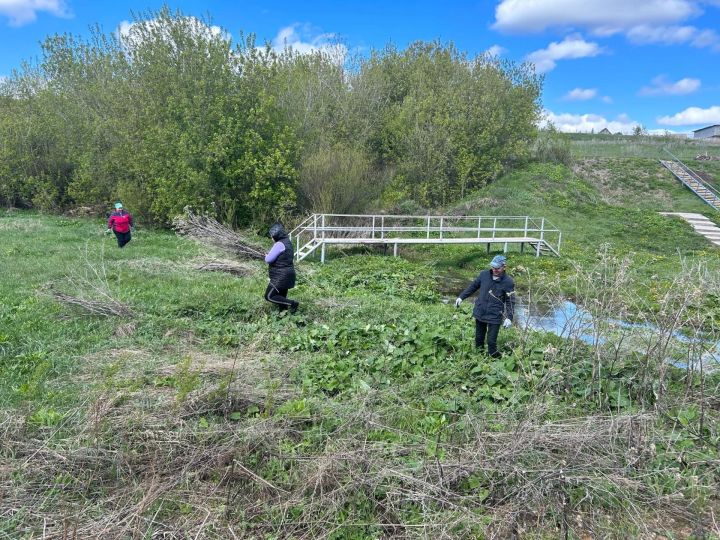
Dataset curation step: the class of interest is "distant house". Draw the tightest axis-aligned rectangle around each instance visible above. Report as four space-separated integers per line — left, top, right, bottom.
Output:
693 125 720 140
598 128 612 135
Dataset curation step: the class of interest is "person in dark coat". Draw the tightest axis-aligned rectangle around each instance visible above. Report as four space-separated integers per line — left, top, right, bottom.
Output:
264 223 299 313
106 201 134 248
455 254 515 357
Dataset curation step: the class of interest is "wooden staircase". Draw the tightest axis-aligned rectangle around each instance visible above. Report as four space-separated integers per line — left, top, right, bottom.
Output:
659 158 720 211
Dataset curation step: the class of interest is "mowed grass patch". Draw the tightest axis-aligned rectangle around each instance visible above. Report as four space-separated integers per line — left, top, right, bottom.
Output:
0 210 275 408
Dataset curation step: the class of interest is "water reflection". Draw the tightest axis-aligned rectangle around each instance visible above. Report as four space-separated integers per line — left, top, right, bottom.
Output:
516 300 595 344
516 300 720 368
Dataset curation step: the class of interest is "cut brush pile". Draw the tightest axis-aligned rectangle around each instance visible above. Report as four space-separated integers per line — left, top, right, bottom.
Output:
41 282 133 318
193 259 256 277
173 208 266 261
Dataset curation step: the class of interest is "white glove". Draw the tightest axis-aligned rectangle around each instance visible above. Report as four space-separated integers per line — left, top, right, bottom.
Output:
503 318 512 329
454 297 463 308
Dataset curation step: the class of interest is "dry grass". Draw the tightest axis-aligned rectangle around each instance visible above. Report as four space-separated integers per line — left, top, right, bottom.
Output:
572 159 675 206
2 370 715 539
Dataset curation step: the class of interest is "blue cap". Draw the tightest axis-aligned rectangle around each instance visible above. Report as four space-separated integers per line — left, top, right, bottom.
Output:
114 202 123 209
490 255 507 268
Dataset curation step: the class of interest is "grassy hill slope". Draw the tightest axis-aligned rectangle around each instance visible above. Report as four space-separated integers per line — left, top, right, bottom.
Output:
1 155 719 538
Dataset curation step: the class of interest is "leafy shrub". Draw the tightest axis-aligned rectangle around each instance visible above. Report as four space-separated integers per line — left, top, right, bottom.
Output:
534 125 573 165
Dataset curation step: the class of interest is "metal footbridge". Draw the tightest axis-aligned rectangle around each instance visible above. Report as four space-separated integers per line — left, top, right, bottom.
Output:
289 214 562 262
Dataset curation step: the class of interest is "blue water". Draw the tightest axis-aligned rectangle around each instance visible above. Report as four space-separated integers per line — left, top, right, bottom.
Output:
515 300 720 368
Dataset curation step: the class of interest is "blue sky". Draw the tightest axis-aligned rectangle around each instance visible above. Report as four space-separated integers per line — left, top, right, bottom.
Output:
1 0 719 134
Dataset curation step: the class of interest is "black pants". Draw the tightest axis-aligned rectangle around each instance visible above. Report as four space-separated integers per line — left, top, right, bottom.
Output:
264 283 298 312
114 230 132 248
475 320 501 357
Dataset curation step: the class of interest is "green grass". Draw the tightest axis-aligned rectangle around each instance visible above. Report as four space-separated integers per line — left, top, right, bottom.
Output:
1 156 719 538
568 132 720 160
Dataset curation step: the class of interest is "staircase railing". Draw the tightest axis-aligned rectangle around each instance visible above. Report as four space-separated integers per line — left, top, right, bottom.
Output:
662 149 720 209
289 213 321 259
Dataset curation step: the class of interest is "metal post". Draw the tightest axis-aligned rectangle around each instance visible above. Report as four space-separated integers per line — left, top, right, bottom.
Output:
524 216 528 239
492 218 497 239
321 242 326 263
372 215 376 239
477 217 482 238
557 232 562 254
439 217 444 240
393 243 398 257
540 218 545 243
503 242 508 253
381 216 385 240
426 216 430 239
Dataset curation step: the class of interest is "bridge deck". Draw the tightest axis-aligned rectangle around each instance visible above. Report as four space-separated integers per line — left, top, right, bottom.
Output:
319 236 540 244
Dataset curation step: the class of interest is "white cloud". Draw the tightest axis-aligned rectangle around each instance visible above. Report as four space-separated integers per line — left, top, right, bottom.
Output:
657 105 720 125
525 35 603 73
647 128 689 136
493 0 701 35
542 110 640 134
639 75 701 95
494 0 698 34
494 0 719 49
117 20 133 39
270 23 347 61
627 24 719 47
0 0 69 26
486 44 506 57
602 95 613 103
563 87 597 100
627 24 695 43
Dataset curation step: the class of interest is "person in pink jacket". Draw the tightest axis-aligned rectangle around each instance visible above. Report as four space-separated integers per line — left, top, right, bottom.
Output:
107 202 134 248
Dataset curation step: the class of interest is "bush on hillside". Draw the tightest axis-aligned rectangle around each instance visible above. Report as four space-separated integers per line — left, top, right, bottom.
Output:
533 125 573 165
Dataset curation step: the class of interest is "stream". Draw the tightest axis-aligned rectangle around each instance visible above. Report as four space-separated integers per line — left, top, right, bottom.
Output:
438 275 720 369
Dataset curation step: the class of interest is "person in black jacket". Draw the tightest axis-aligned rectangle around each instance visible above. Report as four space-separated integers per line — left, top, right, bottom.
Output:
264 223 299 313
455 254 515 357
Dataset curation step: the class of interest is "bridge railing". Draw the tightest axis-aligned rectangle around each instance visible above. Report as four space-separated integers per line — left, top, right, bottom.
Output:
290 214 562 259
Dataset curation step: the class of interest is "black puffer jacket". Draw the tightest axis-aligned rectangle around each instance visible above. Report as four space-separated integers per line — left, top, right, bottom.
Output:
268 227 296 290
459 269 515 324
